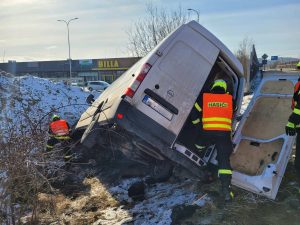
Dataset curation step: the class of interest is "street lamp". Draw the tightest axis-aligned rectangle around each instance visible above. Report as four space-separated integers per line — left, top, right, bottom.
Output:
188 8 200 23
57 17 79 81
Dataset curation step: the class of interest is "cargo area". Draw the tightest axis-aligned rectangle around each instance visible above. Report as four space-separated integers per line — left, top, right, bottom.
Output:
175 58 238 161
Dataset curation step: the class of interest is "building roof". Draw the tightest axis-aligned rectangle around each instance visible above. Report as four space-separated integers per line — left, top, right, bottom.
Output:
0 57 140 74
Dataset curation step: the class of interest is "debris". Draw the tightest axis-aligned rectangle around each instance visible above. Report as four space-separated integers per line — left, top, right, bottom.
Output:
128 181 146 201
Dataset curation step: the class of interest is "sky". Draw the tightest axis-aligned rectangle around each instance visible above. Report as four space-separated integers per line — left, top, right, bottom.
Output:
0 0 299 62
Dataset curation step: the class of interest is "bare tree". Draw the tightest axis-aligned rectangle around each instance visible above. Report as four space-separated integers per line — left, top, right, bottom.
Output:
127 2 189 57
235 37 255 92
235 37 254 76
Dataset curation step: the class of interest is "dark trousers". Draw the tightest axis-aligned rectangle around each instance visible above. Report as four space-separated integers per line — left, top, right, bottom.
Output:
196 131 233 184
296 131 300 170
47 137 59 151
46 137 72 162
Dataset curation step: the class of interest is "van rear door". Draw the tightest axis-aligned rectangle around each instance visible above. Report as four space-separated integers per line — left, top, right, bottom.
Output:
231 76 296 199
132 24 220 138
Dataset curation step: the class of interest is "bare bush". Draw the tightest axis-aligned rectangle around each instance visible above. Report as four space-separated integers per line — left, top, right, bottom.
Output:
0 125 81 224
0 110 78 224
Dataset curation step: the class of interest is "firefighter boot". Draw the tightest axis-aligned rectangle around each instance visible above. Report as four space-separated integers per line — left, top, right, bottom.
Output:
221 176 233 202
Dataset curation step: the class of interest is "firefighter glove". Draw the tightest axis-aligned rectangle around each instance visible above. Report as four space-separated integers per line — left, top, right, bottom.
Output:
286 122 296 136
289 112 300 125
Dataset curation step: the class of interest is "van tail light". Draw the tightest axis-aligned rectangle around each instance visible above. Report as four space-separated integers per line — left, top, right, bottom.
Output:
124 63 152 98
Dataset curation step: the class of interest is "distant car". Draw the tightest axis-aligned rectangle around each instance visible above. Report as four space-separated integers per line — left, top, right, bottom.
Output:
87 81 110 92
71 82 79 86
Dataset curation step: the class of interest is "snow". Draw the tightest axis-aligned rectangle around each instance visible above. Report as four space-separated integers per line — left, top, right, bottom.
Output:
0 74 99 133
98 178 201 225
240 94 253 115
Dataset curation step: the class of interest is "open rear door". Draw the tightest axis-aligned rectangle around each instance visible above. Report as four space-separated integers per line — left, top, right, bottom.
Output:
231 75 296 199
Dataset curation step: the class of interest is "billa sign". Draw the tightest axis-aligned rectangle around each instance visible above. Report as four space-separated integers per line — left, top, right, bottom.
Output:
98 60 119 68
95 59 131 71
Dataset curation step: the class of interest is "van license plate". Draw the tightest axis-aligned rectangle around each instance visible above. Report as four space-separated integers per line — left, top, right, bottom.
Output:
142 95 173 120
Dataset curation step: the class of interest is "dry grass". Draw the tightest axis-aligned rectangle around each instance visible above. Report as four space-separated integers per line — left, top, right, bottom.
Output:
37 177 120 225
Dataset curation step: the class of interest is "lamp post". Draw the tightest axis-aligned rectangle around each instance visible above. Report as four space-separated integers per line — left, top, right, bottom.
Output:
57 17 78 81
188 8 200 23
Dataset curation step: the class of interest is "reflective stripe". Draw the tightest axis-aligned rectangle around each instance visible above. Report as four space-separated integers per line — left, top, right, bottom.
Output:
203 124 231 130
230 191 234 198
211 80 227 91
192 118 201 124
46 144 54 148
194 103 202 112
287 122 295 128
55 136 71 140
202 93 232 131
218 169 232 175
195 144 206 150
202 117 232 123
293 108 300 115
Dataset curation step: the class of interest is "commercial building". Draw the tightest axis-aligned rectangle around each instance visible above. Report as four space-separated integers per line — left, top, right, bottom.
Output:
0 57 140 84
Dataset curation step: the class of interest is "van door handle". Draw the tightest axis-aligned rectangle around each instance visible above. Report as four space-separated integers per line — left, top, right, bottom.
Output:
144 89 178 115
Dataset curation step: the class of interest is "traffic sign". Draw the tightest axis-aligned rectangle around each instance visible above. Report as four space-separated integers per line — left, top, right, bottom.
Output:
262 54 268 60
271 56 278 60
262 59 268 65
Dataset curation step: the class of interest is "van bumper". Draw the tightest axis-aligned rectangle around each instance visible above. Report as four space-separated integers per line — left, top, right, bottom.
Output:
116 100 176 147
115 100 204 178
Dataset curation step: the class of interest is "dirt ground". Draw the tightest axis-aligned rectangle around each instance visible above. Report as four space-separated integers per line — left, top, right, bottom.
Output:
22 148 300 225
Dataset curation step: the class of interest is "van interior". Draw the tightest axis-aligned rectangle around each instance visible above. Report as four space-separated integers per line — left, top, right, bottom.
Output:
175 56 239 160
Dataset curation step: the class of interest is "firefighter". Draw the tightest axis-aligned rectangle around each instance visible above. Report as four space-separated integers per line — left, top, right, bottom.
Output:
46 114 72 162
286 77 300 174
291 77 300 110
191 79 234 201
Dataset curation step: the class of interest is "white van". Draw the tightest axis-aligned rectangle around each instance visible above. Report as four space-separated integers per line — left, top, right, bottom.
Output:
75 21 245 181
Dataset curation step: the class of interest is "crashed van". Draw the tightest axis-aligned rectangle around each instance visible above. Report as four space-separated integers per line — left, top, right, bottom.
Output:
75 21 244 182
75 20 245 178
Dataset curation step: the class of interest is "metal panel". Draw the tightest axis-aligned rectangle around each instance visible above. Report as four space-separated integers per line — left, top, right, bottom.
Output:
135 25 219 136
232 75 297 199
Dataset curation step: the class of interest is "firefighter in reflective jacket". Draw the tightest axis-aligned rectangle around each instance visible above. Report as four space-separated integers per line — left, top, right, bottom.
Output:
191 79 234 201
291 77 300 110
46 114 72 161
286 77 300 174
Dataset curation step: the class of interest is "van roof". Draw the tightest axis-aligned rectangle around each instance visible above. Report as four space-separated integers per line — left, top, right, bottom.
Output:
187 21 244 77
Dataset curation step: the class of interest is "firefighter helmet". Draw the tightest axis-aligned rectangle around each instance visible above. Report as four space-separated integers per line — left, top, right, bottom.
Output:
51 114 60 121
211 79 227 92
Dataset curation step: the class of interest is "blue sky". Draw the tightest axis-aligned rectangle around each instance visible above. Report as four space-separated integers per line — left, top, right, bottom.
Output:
0 0 299 62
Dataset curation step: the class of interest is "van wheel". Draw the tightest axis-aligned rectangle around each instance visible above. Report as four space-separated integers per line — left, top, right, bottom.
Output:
151 160 174 183
88 87 93 91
